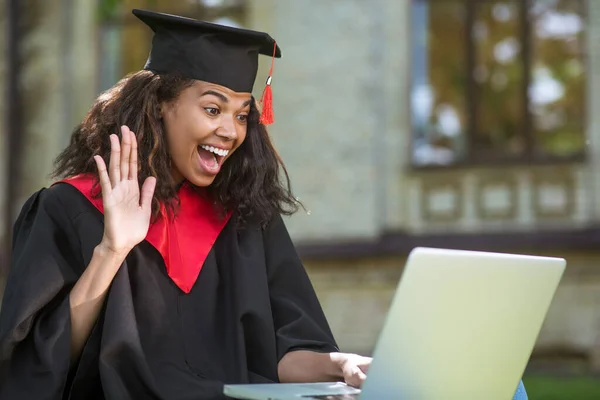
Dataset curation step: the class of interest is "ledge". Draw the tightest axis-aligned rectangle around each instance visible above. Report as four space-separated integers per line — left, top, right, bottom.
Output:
295 226 600 261
407 152 586 173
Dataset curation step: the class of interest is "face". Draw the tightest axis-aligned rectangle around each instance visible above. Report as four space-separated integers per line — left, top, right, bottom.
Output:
161 80 252 187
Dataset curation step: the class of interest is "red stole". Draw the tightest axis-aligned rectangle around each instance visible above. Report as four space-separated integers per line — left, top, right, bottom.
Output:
57 174 232 293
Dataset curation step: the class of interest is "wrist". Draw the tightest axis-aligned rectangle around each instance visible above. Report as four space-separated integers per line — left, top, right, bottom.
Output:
70 241 128 304
95 241 130 263
328 352 347 379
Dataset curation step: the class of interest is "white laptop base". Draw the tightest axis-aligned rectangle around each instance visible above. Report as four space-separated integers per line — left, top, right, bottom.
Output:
223 382 360 400
224 247 565 400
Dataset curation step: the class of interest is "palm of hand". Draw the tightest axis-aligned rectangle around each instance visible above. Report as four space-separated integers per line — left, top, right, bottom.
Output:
103 180 152 251
94 126 157 255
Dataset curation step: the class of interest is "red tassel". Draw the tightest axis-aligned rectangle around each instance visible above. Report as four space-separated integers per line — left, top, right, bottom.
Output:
259 77 274 125
259 41 277 126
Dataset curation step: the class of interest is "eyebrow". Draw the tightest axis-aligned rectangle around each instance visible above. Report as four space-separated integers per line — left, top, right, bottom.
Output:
200 90 252 108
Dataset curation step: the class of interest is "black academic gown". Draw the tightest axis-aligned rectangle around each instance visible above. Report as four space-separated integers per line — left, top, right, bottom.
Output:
0 183 338 400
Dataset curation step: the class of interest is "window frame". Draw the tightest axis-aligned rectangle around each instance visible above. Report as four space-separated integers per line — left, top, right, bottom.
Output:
409 0 589 170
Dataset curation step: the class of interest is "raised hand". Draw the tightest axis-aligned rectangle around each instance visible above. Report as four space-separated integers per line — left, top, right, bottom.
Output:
93 125 156 256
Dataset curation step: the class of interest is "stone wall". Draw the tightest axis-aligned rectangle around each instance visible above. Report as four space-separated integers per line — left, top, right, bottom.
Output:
306 257 403 356
248 0 412 242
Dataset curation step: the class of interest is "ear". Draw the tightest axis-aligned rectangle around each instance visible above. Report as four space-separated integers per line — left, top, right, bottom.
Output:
158 102 169 120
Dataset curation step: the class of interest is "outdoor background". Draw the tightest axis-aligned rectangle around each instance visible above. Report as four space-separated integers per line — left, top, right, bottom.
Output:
1 0 600 398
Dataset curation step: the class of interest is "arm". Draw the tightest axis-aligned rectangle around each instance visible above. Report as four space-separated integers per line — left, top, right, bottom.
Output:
278 351 370 388
0 127 154 399
262 216 371 387
262 216 338 361
68 243 125 363
278 351 343 383
69 127 155 363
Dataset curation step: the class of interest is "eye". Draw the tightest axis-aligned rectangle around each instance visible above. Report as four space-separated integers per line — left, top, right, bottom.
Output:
204 107 220 116
237 114 248 123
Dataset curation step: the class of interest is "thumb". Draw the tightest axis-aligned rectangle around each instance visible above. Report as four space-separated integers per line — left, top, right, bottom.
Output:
354 366 367 381
346 365 367 388
358 357 371 373
140 176 157 212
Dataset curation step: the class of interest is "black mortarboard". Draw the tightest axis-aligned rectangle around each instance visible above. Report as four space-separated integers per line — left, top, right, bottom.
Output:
132 8 280 95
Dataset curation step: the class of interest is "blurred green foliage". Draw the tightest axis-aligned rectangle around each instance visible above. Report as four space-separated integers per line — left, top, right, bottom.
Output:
98 0 121 21
524 375 600 400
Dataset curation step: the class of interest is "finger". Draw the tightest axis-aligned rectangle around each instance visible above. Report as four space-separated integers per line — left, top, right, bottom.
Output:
140 176 157 212
93 155 112 196
358 359 371 373
356 369 367 381
346 367 367 388
120 126 131 181
129 129 138 181
108 134 121 186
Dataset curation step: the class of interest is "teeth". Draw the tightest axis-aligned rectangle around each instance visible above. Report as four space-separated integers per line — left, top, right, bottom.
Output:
201 145 229 157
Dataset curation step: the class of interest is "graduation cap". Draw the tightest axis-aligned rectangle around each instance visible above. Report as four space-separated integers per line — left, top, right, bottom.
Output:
132 8 279 124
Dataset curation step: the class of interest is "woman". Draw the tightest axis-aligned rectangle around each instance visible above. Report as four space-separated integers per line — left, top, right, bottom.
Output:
0 9 369 400
0 8 527 400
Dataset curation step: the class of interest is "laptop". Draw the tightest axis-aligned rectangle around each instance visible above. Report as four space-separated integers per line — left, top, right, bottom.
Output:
224 247 566 400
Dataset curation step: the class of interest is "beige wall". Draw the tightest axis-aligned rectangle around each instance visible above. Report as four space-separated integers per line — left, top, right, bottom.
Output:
306 257 402 356
249 0 412 242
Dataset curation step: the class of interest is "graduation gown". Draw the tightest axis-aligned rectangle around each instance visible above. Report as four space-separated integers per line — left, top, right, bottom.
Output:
0 182 338 400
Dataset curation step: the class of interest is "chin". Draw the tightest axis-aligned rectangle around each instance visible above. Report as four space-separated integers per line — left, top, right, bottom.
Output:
186 173 217 188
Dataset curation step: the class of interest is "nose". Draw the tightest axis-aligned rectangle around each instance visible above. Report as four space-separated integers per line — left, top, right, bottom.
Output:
215 115 237 140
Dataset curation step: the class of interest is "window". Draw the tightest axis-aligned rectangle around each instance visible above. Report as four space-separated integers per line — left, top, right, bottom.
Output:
410 0 587 167
98 0 247 92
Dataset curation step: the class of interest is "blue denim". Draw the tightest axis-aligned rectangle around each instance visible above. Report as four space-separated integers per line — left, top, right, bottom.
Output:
513 380 528 400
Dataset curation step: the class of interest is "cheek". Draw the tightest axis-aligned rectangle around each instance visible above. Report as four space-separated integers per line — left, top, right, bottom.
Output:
236 126 248 147
164 121 185 157
165 110 206 152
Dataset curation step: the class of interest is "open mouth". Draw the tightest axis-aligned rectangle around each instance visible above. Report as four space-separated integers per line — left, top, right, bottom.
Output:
197 145 230 174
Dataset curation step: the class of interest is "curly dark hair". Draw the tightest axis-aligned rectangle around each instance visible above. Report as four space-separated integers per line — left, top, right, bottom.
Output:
52 70 299 226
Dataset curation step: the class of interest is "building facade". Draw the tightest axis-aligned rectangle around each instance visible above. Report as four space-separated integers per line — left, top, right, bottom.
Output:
2 0 599 373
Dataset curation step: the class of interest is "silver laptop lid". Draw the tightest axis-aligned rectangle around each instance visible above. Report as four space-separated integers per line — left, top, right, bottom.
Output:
360 247 565 400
